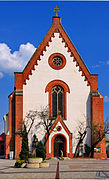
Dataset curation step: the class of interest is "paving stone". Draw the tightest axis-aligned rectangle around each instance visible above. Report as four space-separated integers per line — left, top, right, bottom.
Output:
0 158 109 179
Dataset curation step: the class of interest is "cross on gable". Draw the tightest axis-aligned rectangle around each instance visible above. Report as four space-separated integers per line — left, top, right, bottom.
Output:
54 6 59 17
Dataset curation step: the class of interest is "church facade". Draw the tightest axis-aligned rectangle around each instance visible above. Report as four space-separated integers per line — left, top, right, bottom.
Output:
5 16 106 159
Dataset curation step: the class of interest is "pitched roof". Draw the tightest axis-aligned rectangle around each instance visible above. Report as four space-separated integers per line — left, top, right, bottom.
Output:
16 16 98 91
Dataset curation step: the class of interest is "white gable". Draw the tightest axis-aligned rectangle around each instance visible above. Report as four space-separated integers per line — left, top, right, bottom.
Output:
23 32 91 149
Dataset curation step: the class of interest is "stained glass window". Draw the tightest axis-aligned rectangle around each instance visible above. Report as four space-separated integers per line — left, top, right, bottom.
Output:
52 85 64 118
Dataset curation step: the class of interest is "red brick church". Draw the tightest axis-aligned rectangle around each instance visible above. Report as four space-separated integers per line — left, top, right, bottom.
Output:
4 13 106 159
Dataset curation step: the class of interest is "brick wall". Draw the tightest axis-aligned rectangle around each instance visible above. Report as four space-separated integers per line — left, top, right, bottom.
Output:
91 91 107 159
14 73 23 159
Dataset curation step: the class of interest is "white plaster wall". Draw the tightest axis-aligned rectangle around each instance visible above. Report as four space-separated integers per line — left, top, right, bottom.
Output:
23 33 91 152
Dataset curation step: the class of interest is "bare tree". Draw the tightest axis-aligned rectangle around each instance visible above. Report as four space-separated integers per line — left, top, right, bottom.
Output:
73 115 91 158
24 106 55 146
73 116 109 158
24 110 38 134
73 121 87 158
35 106 55 146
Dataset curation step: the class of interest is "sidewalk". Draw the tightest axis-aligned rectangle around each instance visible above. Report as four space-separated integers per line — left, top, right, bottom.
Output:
0 159 57 179
0 158 109 179
59 158 109 179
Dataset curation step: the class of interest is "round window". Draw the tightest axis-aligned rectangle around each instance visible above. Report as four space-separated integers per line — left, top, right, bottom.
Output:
48 53 66 70
56 126 62 131
53 56 62 66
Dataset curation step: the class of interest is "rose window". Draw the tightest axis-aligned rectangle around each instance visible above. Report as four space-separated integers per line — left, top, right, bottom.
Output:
53 56 62 66
48 53 66 70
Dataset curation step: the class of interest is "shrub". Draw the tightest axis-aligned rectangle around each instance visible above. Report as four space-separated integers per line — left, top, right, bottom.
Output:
14 158 25 168
36 141 46 160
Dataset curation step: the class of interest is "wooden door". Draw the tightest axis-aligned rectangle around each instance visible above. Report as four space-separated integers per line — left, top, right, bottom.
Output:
54 135 66 157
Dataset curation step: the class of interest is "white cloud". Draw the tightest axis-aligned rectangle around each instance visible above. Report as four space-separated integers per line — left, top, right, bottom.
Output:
0 72 3 78
92 61 106 68
0 43 36 74
104 96 109 103
92 64 100 68
92 60 109 68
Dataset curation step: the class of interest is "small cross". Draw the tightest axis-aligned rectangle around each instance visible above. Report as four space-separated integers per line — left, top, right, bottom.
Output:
58 110 61 115
54 6 59 17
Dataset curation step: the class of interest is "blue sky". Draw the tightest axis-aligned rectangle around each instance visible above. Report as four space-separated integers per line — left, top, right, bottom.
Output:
0 1 109 133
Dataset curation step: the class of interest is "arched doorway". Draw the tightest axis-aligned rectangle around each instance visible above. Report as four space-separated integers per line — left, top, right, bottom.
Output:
54 135 66 157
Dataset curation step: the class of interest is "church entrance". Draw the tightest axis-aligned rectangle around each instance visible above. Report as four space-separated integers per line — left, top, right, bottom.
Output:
54 135 66 157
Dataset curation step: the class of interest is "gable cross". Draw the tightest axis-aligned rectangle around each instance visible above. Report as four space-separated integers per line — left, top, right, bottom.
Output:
54 6 59 17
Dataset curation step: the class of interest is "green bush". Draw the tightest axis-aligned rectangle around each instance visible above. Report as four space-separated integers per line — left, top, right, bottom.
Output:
14 158 25 168
19 125 29 161
36 141 46 160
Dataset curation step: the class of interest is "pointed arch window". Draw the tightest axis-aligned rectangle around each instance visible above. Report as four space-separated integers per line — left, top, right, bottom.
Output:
52 85 64 118
45 80 70 120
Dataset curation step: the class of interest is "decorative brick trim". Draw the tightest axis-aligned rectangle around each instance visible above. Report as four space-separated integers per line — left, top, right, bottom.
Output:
21 16 98 90
46 115 72 158
50 115 71 134
45 79 70 93
15 90 23 96
45 80 70 120
48 53 66 70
